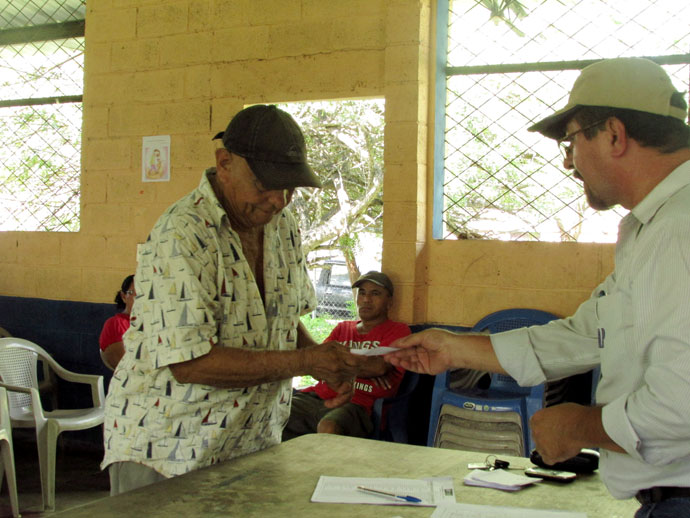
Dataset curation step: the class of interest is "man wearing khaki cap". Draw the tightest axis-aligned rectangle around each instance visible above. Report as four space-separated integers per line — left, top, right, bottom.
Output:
386 58 690 516
102 105 381 494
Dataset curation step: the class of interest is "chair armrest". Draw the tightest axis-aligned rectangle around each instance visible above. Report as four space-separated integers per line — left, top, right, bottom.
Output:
0 382 47 419
35 356 106 409
59 372 105 409
0 381 32 395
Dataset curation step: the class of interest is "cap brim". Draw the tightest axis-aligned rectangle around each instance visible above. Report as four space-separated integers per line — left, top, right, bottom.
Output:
352 277 393 295
246 157 322 190
528 105 579 140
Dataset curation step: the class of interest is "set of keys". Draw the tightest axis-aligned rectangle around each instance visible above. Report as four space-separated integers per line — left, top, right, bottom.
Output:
467 454 525 471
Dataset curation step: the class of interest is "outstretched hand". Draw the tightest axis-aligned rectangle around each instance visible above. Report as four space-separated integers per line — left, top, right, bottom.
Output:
383 329 502 377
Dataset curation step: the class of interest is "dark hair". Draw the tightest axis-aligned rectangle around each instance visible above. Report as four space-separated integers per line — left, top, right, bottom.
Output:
574 101 690 153
114 274 135 310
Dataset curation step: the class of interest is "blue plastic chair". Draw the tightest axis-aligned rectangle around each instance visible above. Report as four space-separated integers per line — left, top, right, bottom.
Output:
427 309 558 456
371 370 420 443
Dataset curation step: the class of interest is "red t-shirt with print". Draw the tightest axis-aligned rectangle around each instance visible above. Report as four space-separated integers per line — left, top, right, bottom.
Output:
302 319 410 414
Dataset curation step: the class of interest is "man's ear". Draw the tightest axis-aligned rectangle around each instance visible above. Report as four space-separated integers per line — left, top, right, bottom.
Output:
607 117 628 158
215 148 232 173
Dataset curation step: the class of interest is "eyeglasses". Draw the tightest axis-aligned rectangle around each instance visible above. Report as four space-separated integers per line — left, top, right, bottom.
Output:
557 119 608 159
124 290 135 295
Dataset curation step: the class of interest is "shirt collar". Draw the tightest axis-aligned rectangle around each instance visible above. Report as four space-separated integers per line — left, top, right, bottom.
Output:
631 159 690 225
196 167 231 228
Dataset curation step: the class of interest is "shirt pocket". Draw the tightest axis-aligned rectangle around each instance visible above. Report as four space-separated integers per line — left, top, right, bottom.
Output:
594 291 632 400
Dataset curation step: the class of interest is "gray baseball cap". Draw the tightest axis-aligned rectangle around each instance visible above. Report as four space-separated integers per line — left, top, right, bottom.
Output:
529 57 687 139
352 271 394 296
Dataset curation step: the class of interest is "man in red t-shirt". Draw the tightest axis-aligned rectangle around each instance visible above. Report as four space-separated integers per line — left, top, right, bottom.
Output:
283 271 410 439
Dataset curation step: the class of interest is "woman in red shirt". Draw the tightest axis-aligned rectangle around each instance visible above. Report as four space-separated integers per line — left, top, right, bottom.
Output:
99 274 135 370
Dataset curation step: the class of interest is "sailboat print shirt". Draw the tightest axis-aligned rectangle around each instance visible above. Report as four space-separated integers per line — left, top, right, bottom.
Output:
101 168 316 477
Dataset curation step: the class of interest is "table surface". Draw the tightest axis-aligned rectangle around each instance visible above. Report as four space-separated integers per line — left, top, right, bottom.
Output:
55 434 639 518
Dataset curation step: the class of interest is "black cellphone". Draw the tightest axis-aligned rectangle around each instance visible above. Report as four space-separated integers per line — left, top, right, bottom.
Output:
529 449 600 474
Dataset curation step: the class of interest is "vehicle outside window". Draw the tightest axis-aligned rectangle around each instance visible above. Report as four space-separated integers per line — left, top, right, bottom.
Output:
313 261 355 318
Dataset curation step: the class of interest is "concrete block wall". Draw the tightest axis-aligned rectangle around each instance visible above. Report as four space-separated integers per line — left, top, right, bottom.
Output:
0 0 614 328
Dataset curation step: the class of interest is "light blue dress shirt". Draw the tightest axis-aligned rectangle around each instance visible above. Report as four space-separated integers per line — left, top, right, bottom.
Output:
492 160 690 499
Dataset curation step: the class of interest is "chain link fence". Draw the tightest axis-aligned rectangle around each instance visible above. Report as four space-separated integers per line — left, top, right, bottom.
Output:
440 0 690 242
0 0 85 231
310 260 356 320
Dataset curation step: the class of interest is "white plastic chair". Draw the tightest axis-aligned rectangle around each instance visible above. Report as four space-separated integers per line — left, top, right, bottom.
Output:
0 338 104 511
0 328 58 410
0 387 20 517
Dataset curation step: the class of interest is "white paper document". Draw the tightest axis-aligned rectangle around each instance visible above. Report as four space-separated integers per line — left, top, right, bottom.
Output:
310 475 456 506
463 469 537 491
431 502 587 518
350 346 400 356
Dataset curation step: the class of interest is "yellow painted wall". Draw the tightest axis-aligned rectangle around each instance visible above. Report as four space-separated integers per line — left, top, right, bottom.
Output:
0 0 614 327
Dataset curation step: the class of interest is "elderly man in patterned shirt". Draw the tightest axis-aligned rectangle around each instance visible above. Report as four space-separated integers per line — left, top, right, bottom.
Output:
102 105 383 494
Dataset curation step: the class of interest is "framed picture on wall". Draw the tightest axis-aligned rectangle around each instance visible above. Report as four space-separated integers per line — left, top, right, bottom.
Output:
142 135 170 182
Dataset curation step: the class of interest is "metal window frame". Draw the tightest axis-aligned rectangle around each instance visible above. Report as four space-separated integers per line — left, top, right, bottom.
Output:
432 1 690 240
0 19 84 108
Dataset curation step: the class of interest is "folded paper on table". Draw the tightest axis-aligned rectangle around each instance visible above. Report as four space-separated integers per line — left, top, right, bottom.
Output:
350 346 400 356
463 469 538 492
311 475 455 506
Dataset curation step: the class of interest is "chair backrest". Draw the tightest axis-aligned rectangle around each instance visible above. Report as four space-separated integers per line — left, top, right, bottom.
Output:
0 338 42 418
471 308 557 333
471 309 558 395
371 370 420 443
395 370 420 398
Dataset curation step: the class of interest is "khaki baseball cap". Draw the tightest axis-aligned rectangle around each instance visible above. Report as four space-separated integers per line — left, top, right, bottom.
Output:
352 271 394 296
529 57 687 139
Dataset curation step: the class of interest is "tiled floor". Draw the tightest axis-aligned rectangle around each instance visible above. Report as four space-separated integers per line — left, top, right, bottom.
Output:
1 430 109 517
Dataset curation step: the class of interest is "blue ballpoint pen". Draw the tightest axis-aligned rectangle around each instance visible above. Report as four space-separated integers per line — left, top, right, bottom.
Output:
356 486 423 503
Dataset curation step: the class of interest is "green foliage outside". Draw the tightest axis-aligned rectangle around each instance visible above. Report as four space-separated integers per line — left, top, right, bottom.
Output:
300 313 335 344
280 100 385 279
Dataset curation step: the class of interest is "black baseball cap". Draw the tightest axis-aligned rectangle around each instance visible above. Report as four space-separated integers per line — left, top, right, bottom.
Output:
213 104 322 189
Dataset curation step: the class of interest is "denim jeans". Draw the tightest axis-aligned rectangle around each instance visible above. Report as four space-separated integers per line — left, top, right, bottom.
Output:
634 497 690 518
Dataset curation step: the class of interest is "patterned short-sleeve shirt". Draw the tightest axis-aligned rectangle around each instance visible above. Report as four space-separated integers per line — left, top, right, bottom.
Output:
101 169 316 477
